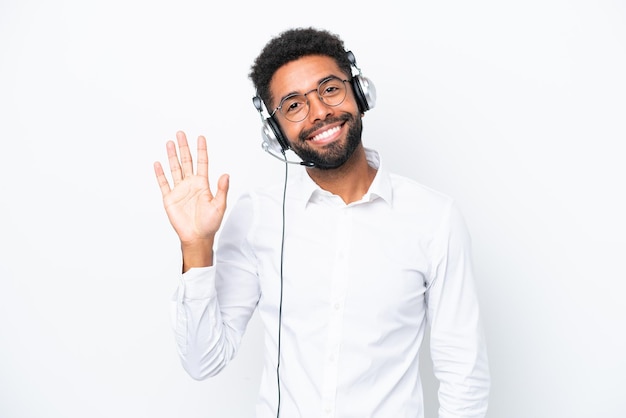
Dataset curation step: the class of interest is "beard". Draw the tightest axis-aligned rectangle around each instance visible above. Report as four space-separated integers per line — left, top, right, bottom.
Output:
290 112 363 170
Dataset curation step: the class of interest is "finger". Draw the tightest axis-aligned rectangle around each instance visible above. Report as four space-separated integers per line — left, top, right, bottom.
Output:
176 130 194 179
153 161 171 196
166 140 183 185
196 135 209 179
213 173 230 210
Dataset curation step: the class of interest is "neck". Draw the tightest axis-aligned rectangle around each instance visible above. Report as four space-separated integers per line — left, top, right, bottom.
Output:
305 145 377 204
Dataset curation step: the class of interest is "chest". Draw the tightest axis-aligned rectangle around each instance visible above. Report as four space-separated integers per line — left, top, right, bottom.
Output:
254 202 438 325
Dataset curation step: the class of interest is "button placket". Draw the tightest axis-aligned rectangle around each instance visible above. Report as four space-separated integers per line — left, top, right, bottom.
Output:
320 207 352 416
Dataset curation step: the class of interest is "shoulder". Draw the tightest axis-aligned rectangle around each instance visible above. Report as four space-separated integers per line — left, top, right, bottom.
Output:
386 172 472 240
388 172 455 214
369 148 455 214
230 177 299 217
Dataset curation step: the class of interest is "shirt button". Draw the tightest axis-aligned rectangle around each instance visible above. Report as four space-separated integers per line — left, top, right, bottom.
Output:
334 303 341 310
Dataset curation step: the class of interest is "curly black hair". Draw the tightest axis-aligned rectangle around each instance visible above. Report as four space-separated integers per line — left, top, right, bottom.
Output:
249 27 353 110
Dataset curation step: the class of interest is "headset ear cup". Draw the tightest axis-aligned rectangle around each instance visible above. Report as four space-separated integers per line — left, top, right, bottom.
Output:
351 75 376 113
263 116 290 152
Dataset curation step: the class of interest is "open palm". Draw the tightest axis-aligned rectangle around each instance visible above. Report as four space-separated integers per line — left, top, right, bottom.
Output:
154 131 229 245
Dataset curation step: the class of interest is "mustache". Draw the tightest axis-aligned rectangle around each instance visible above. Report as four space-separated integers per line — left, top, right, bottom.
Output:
298 113 352 142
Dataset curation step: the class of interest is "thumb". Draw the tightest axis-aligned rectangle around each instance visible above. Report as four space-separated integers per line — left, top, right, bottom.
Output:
214 174 230 208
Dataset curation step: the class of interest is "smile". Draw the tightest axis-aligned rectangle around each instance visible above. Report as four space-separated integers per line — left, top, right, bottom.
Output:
309 125 342 142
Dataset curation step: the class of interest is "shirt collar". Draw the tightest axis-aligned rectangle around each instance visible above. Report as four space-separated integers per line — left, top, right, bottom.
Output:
291 148 393 208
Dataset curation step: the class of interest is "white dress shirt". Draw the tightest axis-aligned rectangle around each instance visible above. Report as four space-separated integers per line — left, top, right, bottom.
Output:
172 149 490 417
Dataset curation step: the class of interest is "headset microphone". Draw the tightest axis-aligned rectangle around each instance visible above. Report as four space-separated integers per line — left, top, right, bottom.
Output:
261 141 316 167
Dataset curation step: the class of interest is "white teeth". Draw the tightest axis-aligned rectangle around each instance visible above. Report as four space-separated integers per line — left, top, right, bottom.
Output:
311 126 340 141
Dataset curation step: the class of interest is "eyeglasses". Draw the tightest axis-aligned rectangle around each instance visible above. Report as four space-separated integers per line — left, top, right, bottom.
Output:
270 76 349 122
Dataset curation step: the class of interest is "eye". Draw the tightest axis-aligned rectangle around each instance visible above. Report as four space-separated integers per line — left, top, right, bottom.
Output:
282 95 306 115
320 79 345 97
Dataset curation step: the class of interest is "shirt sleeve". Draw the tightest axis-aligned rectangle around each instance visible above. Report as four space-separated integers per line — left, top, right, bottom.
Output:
170 193 261 381
426 201 490 417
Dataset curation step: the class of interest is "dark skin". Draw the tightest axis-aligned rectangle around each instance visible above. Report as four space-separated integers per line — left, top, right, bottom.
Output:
153 55 376 272
153 132 228 272
271 55 377 203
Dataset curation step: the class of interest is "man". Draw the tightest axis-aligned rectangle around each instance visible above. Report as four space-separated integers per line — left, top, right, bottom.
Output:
154 27 490 418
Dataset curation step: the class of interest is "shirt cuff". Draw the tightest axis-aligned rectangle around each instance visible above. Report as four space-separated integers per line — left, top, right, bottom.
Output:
181 266 217 300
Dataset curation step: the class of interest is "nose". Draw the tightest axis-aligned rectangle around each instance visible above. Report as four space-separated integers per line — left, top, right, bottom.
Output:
306 93 333 122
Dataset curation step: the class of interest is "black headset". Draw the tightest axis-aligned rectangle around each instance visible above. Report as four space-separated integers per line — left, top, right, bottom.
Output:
252 51 376 156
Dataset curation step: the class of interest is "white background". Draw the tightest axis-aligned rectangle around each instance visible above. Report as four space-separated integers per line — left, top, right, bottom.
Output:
1 1 625 417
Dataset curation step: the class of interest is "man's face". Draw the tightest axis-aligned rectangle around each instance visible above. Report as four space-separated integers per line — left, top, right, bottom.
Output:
269 55 363 169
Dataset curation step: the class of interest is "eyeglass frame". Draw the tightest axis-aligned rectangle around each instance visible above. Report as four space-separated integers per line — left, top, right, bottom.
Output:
269 75 350 122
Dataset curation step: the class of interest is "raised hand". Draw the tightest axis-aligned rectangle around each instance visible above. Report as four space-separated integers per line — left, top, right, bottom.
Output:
154 131 229 269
